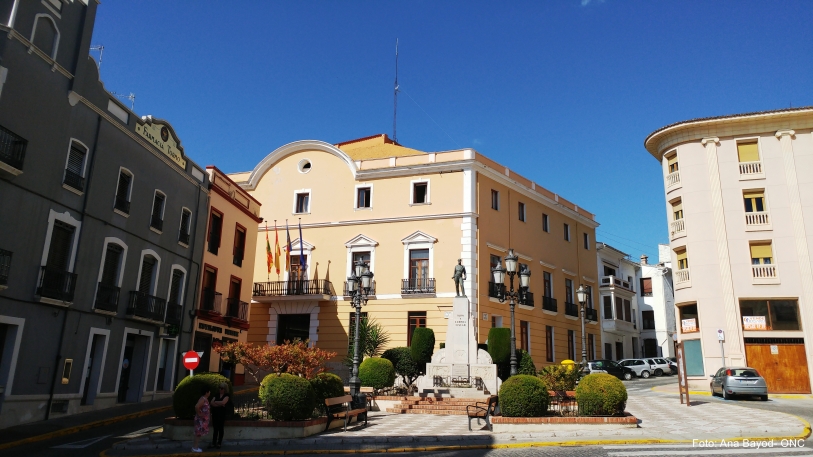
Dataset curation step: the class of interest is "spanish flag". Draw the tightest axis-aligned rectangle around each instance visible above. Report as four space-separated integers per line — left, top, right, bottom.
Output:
265 223 272 274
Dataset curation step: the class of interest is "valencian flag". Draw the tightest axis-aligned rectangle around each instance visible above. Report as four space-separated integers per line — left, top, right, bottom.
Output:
274 221 281 276
265 223 272 274
285 220 292 274
298 219 307 280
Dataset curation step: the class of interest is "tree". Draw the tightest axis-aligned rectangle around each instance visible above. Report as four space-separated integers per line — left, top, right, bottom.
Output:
410 327 435 374
345 317 391 368
382 347 421 390
214 341 336 384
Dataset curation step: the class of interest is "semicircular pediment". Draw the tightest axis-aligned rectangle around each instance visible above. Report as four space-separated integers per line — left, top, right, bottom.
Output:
242 140 358 190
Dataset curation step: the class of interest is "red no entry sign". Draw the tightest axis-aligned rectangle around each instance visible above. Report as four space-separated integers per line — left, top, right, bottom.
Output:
183 350 200 371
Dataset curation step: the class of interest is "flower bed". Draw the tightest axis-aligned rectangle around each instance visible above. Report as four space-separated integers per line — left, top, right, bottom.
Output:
491 412 638 432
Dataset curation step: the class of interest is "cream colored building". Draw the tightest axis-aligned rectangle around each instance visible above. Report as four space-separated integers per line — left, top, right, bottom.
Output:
645 107 813 393
230 134 600 376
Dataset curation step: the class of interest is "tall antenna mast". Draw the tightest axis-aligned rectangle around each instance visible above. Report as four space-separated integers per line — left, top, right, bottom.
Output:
393 38 399 143
90 44 104 71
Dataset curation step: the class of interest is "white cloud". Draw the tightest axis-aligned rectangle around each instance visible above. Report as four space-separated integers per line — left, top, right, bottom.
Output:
581 0 605 6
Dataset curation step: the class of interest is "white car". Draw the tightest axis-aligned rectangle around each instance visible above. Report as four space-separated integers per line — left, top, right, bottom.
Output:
645 357 673 376
618 359 653 378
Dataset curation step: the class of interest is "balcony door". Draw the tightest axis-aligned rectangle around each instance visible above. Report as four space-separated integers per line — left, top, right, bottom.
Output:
42 221 75 297
276 314 310 345
409 249 429 288
227 278 241 318
201 267 217 312
138 256 157 295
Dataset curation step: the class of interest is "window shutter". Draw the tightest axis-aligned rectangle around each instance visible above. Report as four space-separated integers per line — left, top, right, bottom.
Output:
138 256 156 294
737 142 759 162
67 146 85 175
168 270 184 305
117 173 131 200
47 221 75 270
667 154 678 167
101 244 123 285
750 244 773 259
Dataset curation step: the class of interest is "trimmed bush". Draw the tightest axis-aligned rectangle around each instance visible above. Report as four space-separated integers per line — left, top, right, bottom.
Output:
517 349 536 375
173 373 232 419
260 373 316 421
575 373 628 416
487 328 511 363
310 372 345 415
439 342 445 349
498 374 550 417
410 327 435 373
382 347 421 388
359 357 396 390
538 364 581 392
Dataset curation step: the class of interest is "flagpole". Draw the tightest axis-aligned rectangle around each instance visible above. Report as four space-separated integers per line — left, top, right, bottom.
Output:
265 222 270 283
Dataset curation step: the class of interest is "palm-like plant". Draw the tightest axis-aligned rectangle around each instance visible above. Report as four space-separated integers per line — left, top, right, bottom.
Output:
345 317 391 368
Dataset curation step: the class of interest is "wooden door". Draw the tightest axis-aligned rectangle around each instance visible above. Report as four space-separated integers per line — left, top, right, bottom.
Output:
744 344 811 393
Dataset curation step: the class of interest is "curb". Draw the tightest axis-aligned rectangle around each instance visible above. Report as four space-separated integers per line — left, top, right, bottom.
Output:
0 386 259 450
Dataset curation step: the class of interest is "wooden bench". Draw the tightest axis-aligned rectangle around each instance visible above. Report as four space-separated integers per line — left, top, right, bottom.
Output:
466 395 499 431
343 386 374 406
325 395 368 432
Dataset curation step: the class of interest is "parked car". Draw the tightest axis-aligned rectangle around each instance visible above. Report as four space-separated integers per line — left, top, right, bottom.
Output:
584 360 635 380
646 358 674 376
710 367 768 401
618 359 654 378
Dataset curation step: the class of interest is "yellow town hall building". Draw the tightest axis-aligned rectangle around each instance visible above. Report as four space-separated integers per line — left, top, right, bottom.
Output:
229 134 601 376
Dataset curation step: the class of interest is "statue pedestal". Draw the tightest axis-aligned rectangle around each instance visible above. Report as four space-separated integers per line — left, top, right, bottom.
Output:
418 296 500 396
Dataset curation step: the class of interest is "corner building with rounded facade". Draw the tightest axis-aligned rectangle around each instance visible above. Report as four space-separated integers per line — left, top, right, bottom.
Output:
645 107 813 393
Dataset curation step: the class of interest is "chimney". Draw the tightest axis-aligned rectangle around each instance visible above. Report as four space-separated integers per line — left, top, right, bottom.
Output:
640 254 648 265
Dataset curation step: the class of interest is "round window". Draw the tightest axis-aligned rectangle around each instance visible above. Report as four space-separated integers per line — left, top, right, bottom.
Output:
298 159 312 173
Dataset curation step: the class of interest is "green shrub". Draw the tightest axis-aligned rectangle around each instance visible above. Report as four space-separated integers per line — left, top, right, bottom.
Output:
498 374 550 417
575 373 628 416
410 327 435 373
439 342 445 349
517 349 536 375
487 328 511 363
538 364 581 392
260 373 316 420
172 373 232 419
382 347 421 388
359 357 396 390
310 372 345 415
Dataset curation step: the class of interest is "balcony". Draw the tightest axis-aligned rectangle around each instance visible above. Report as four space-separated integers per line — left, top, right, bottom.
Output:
0 249 11 289
674 268 691 289
401 278 436 295
519 291 534 308
114 195 130 215
752 264 780 285
745 211 771 231
150 214 163 232
487 281 505 299
178 230 190 245
670 219 685 239
199 288 223 314
225 298 249 320
126 291 166 322
542 295 557 313
600 275 634 293
0 124 27 176
37 266 77 303
602 318 636 334
63 170 85 192
94 283 120 313
586 308 598 322
233 248 244 267
253 279 334 302
565 302 579 317
165 302 182 326
739 161 764 180
665 170 680 189
343 280 376 297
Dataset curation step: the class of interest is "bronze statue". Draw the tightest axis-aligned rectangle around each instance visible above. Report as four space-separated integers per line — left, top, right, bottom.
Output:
453 258 467 296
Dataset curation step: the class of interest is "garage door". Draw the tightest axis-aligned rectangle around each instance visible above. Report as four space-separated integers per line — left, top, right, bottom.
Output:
744 338 810 394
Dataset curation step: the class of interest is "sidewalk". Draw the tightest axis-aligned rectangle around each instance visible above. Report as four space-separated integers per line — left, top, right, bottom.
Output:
0 384 258 450
651 383 813 399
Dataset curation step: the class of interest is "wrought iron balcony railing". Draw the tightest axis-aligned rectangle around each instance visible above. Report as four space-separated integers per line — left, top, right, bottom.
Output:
225 298 249 321
63 170 85 192
200 288 222 314
94 283 120 312
565 302 579 317
542 295 557 312
165 302 182 325
37 266 77 302
343 280 376 296
519 291 534 308
253 280 333 297
401 278 435 294
0 249 11 287
586 308 598 322
0 124 27 171
487 281 505 299
126 291 166 322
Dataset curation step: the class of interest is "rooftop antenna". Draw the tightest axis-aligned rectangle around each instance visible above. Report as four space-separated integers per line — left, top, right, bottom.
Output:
89 44 104 71
111 91 135 110
393 38 399 143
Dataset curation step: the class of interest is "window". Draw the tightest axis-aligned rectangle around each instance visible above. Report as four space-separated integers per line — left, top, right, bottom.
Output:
407 311 427 347
356 187 371 208
542 214 549 232
585 285 594 310
201 266 218 311
298 159 312 173
289 254 308 280
518 202 526 222
543 271 552 297
565 278 573 304
587 333 595 360
491 315 503 328
623 299 631 322
412 182 428 204
615 297 623 322
100 244 123 288
672 200 683 220
545 325 554 362
749 242 773 265
352 251 371 269
603 296 613 320
739 299 800 331
114 170 132 214
295 192 310 214
679 304 698 333
583 233 589 250
744 191 765 213
640 278 652 296
31 15 59 60
563 223 570 241
63 142 86 192
520 320 529 352
667 152 679 173
168 269 184 306
490 254 501 271
178 209 191 245
409 249 429 285
150 191 165 232
603 265 616 277
207 210 223 255
137 254 158 295
567 329 575 361
737 141 759 163
233 225 246 267
491 189 499 210
676 248 688 270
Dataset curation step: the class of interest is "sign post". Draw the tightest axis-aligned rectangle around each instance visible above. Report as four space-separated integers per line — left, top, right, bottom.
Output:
677 341 690 407
183 350 201 377
717 329 725 366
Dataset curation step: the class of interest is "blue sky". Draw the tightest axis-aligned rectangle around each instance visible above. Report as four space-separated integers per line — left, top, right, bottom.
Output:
91 1 813 261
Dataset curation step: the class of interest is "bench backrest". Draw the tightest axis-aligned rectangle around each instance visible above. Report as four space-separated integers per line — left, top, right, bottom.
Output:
325 395 353 407
487 395 498 413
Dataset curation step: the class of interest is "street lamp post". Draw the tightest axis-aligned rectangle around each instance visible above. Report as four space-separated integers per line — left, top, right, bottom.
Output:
575 285 588 370
347 260 374 408
492 249 531 377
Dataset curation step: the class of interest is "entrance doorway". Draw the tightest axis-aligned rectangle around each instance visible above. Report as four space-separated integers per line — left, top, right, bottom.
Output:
604 343 612 360
81 333 106 405
276 314 310 345
615 342 624 361
193 332 212 373
745 340 811 393
117 333 150 403
155 338 176 391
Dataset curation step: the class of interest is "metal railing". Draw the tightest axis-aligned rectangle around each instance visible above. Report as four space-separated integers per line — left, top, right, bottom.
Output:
200 288 223 314
670 219 685 237
586 308 598 322
343 280 376 296
37 266 77 302
225 298 248 321
0 249 11 286
233 248 244 267
165 302 182 325
63 170 85 192
488 281 505 299
752 264 778 279
665 170 680 188
565 302 579 317
519 291 534 308
739 161 762 176
0 124 27 171
252 280 333 297
178 230 190 245
674 268 690 284
542 295 557 312
150 214 163 231
126 291 166 322
600 275 634 292
234 398 269 420
745 211 770 226
401 278 436 294
114 195 130 214
94 283 120 312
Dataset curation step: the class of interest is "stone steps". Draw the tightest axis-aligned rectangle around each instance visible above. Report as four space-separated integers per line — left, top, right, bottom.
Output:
386 396 491 416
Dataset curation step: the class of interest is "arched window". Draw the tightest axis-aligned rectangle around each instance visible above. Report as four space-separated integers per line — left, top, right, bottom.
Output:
31 15 60 60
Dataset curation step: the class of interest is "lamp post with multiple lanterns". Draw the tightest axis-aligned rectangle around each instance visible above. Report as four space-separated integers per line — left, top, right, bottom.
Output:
575 284 589 369
491 249 531 377
347 259 374 407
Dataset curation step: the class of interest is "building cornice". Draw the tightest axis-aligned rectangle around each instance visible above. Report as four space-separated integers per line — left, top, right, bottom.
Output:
258 212 478 231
